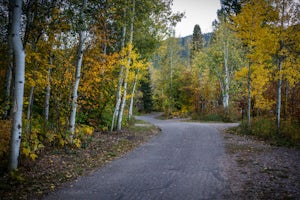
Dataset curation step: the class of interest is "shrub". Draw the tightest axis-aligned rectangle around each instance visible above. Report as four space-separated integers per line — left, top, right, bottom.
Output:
237 117 300 148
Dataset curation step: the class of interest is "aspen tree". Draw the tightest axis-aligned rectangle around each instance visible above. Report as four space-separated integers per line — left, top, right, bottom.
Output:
111 9 127 131
69 0 87 142
9 0 26 171
117 0 135 131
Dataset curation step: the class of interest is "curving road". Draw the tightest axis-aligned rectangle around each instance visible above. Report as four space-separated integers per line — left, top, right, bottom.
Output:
44 113 238 200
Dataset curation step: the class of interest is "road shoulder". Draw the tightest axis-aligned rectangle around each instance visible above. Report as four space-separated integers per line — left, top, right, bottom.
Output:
222 130 300 199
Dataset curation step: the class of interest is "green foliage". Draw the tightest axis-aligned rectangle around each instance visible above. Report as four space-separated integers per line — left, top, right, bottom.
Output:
140 69 153 113
191 24 203 57
76 111 89 124
191 106 241 122
21 131 45 161
251 118 277 139
74 124 94 148
9 170 25 183
280 121 300 147
192 112 224 122
238 117 300 148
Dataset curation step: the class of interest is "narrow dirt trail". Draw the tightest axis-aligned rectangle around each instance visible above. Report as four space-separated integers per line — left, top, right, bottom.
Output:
44 114 238 200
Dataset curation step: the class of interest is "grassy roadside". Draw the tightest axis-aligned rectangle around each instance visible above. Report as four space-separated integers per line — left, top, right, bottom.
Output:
0 119 160 200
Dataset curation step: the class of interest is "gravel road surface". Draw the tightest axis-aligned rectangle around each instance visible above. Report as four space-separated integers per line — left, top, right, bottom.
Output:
44 114 238 200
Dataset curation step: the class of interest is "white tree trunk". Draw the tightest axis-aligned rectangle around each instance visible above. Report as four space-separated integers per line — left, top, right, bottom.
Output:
247 61 251 128
69 0 87 142
117 67 129 131
111 25 126 131
223 41 230 109
117 0 135 131
9 0 26 171
129 73 138 119
276 60 282 131
44 61 52 122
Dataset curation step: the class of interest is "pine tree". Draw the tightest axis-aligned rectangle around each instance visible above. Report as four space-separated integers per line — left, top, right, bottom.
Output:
218 0 242 17
191 24 203 59
140 69 153 113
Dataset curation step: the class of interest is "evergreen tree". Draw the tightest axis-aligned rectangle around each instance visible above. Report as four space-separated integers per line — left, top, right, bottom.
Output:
218 0 242 18
191 24 203 59
140 69 153 113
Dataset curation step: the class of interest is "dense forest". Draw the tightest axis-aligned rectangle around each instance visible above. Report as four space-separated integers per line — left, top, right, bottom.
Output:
0 0 299 173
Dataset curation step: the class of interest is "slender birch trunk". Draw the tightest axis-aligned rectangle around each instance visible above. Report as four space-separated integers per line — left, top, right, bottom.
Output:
9 0 26 171
223 41 229 109
117 65 129 130
44 58 52 122
69 0 87 142
169 32 174 114
111 25 126 131
117 0 135 131
276 59 282 131
247 61 251 128
276 1 286 132
129 72 138 119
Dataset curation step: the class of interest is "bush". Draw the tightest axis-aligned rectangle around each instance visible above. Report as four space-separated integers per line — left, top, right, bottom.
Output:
191 106 240 122
251 117 276 139
281 120 300 147
237 117 300 148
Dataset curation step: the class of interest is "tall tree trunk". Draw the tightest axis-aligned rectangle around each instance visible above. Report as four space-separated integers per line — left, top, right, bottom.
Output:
276 0 286 133
44 58 52 122
69 0 87 142
169 30 174 113
129 72 138 119
9 0 26 171
111 24 126 131
276 59 283 132
247 61 251 128
117 0 135 131
223 41 230 110
117 66 129 131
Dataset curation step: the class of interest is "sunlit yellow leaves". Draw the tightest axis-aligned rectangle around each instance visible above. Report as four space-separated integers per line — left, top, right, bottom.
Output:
58 135 65 146
235 64 275 110
235 66 248 81
233 0 277 56
78 42 148 114
75 124 94 136
73 138 81 148
251 65 274 110
30 153 38 161
22 146 31 157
